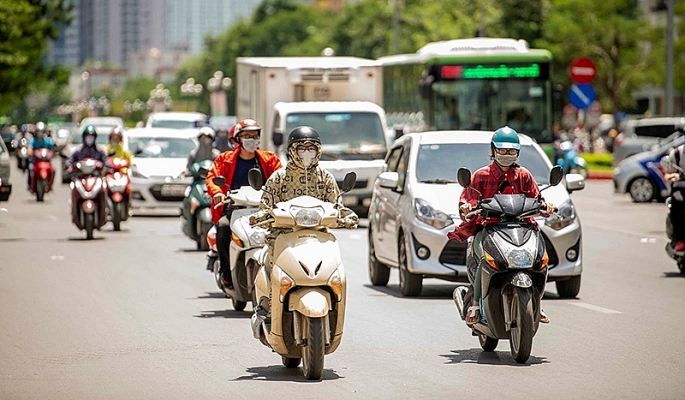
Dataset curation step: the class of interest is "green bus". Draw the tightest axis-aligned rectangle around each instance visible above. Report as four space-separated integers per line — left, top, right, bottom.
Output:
378 38 554 144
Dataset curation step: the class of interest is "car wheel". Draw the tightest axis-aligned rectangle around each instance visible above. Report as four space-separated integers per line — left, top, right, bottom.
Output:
556 275 581 298
398 233 422 297
368 227 390 286
628 177 656 203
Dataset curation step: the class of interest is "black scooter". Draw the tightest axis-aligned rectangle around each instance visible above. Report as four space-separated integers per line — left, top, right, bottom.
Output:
661 155 685 274
453 165 563 364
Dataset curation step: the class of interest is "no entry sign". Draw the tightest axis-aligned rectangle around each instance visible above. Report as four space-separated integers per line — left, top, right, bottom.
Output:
570 58 596 84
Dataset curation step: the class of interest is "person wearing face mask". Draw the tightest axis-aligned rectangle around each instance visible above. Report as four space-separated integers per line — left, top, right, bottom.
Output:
447 126 555 325
105 127 132 162
66 125 108 174
205 119 282 289
187 127 220 169
213 126 233 153
27 122 54 188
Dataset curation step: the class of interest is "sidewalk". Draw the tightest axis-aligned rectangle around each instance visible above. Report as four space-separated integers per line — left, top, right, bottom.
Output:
587 170 613 180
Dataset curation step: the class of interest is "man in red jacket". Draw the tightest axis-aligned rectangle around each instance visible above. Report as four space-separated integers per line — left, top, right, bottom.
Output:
205 119 282 288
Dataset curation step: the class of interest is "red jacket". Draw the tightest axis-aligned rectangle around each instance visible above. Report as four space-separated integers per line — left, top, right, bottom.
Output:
206 149 283 223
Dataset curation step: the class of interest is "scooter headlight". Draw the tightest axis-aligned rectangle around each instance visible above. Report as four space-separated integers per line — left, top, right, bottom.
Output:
248 229 266 247
506 249 534 269
290 206 324 227
545 199 576 230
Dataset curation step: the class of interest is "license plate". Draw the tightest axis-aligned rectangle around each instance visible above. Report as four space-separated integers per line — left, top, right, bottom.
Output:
160 184 187 197
342 195 358 207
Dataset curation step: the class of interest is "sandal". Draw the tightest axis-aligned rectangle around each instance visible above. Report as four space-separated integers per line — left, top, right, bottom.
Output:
466 305 480 326
540 308 550 324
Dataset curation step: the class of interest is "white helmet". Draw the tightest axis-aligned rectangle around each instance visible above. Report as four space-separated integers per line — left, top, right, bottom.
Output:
198 126 215 140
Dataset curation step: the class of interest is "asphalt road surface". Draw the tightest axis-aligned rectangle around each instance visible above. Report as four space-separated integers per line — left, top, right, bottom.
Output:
1 163 684 399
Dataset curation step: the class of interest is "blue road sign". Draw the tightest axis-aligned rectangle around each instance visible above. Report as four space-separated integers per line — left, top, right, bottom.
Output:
568 84 596 110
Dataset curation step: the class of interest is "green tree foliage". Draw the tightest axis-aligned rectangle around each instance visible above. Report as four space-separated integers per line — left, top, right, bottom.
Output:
536 0 660 113
495 0 544 44
0 0 74 116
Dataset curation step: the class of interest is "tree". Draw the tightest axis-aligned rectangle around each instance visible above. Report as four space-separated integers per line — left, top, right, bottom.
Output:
0 0 74 117
495 0 544 44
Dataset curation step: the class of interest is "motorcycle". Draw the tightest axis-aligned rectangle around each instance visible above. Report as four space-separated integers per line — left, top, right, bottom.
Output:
181 160 214 250
206 225 218 272
555 140 587 178
248 169 356 380
661 155 685 273
104 157 131 231
29 148 55 202
453 165 563 364
70 159 107 240
13 137 30 172
210 173 265 311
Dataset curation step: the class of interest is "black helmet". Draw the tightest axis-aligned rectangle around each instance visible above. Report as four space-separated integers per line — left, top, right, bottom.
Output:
287 126 321 147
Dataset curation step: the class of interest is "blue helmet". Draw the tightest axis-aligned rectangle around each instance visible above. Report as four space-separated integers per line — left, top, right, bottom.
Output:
491 126 521 150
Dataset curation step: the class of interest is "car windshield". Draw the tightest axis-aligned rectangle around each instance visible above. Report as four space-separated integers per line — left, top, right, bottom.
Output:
129 137 195 158
72 129 113 145
285 112 387 161
416 143 551 185
150 119 200 129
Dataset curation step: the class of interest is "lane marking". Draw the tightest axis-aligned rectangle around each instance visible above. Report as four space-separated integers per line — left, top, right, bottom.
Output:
640 237 657 243
569 302 623 314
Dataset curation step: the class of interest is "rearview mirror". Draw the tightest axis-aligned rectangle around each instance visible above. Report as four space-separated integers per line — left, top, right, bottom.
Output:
272 131 283 147
212 176 226 186
248 168 263 190
457 168 472 188
549 165 564 186
198 167 208 179
341 171 357 193
661 155 672 171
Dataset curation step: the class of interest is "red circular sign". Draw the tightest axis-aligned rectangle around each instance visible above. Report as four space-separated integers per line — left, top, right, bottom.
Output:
570 58 596 84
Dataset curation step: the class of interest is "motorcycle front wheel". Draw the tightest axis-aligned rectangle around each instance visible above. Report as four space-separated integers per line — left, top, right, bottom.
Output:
36 179 46 202
112 202 124 231
302 316 325 380
479 334 498 352
85 213 95 240
509 287 534 364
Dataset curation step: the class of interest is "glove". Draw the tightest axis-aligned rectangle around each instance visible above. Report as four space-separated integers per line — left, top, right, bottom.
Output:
213 193 225 205
459 203 472 215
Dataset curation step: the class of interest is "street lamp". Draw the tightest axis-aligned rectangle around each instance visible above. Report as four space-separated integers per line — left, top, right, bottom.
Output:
147 83 172 112
207 70 232 117
180 77 203 97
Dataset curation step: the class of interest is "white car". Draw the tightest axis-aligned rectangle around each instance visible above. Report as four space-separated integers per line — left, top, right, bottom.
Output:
145 112 208 130
368 131 585 298
125 128 198 215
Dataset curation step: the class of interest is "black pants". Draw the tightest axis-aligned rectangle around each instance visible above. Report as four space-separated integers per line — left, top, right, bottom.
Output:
216 206 234 286
671 188 685 241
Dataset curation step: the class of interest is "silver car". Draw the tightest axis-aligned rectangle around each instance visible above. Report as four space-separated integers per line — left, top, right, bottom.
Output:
612 117 685 167
0 139 11 202
368 131 585 298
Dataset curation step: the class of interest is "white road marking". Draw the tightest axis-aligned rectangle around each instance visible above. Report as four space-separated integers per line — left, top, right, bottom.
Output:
569 302 623 314
50 255 65 261
640 237 657 243
0 207 8 212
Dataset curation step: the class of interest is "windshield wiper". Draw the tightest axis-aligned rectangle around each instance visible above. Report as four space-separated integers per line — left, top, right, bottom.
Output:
419 178 457 184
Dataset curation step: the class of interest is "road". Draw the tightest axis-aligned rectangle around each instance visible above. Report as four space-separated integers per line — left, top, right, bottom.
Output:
1 163 684 399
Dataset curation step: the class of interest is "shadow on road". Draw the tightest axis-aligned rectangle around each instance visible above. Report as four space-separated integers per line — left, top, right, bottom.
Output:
194 309 252 319
66 236 105 241
177 247 205 253
195 292 226 300
363 283 459 300
441 348 549 366
233 365 342 382
663 272 685 278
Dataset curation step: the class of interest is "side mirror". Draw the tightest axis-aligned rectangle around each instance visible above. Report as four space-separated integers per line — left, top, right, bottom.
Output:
549 165 564 186
661 155 672 170
212 176 226 187
377 171 399 189
107 151 116 157
272 131 283 147
565 174 586 193
198 167 208 179
134 148 143 156
457 168 472 188
247 168 263 190
341 171 356 193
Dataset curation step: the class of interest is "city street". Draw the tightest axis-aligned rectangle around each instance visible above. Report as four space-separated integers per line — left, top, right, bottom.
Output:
1 163 684 399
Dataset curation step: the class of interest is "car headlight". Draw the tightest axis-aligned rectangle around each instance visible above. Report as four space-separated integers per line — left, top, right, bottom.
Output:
414 198 454 229
545 199 576 230
290 206 324 227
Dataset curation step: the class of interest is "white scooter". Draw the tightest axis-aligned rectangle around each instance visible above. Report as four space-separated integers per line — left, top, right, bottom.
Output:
211 174 266 311
247 169 357 380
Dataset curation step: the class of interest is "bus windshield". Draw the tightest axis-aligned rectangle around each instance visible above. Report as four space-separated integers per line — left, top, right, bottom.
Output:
285 112 387 161
431 78 552 142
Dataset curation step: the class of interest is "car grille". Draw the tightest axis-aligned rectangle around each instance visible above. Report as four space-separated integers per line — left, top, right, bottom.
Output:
149 184 185 202
439 239 468 265
542 233 559 268
336 179 368 189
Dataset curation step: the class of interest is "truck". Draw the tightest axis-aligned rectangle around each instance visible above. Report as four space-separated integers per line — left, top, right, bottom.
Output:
235 57 389 216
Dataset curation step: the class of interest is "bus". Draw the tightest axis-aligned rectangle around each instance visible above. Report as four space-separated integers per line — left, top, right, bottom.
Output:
378 37 554 144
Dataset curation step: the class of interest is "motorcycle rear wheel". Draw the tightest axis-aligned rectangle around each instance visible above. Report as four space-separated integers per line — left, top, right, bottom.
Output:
479 334 498 352
231 297 247 311
282 356 301 368
302 316 325 380
509 287 534 364
112 202 123 231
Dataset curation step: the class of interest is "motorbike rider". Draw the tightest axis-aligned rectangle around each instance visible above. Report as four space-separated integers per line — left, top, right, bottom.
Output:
66 125 109 173
447 126 555 326
105 127 132 171
206 119 282 289
27 122 54 187
213 125 234 153
12 124 33 168
664 142 685 252
250 126 359 312
187 126 220 169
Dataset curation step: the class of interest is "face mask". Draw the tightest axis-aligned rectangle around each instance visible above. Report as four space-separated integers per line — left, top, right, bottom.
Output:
241 138 259 152
201 137 213 146
297 149 317 167
494 153 518 167
111 139 120 146
85 136 95 146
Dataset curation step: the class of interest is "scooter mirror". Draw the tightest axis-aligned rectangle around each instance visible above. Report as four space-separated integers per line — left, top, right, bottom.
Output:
549 165 564 186
198 167 208 179
661 155 672 171
341 171 357 193
212 176 226 186
248 168 263 190
457 168 471 187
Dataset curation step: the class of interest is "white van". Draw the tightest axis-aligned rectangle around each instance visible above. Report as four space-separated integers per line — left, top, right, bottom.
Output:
272 101 391 216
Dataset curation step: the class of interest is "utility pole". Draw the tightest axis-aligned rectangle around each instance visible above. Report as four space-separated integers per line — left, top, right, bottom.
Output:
392 0 400 54
665 0 674 116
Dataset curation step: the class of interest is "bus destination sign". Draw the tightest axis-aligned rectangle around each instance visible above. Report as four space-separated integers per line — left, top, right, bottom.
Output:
439 63 546 80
